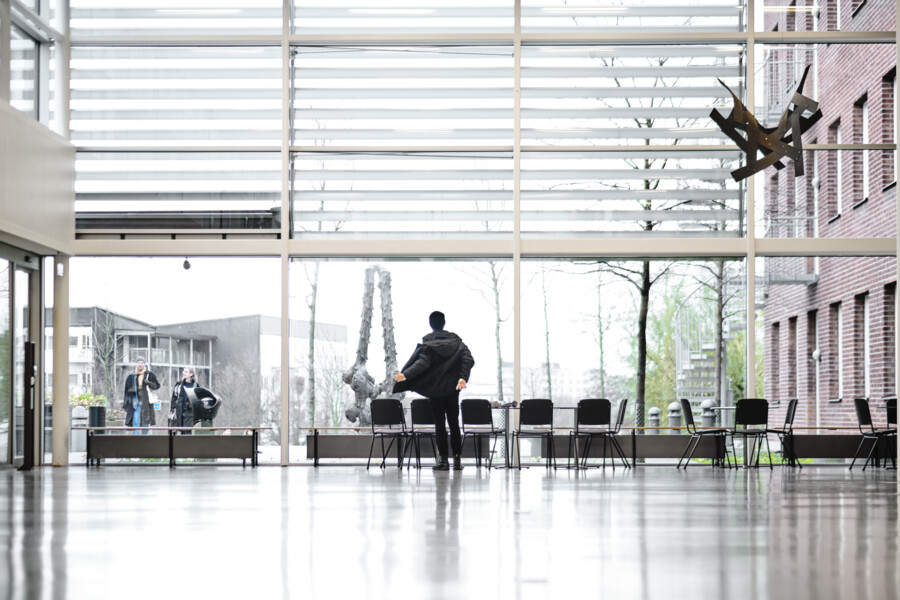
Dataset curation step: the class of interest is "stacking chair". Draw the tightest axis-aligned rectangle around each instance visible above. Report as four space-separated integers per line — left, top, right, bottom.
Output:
677 398 731 469
461 398 505 468
886 397 897 431
512 399 557 468
850 398 897 471
731 399 773 469
595 399 630 469
367 398 408 470
568 399 611 469
404 398 438 469
767 398 801 468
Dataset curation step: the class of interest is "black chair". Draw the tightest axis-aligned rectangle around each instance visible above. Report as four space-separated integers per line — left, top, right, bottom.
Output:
767 398 801 468
461 398 505 468
568 399 610 469
850 398 897 471
404 398 438 469
512 399 557 468
595 399 630 469
367 398 408 470
677 398 731 469
886 397 897 430
730 399 773 469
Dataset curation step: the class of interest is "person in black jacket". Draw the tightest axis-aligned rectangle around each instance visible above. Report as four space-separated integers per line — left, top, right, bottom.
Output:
393 311 474 471
169 366 197 433
122 358 160 435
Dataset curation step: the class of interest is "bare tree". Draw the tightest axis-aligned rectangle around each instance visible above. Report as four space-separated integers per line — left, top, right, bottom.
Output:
91 307 118 410
459 260 510 403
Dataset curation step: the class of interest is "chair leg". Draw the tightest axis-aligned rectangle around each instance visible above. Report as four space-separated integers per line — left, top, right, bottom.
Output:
367 435 377 470
685 435 701 468
849 436 869 470
862 436 880 471
582 435 593 468
764 435 773 469
611 436 630 468
677 435 694 468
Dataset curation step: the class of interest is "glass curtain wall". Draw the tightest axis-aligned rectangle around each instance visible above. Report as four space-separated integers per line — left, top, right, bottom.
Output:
61 1 897 464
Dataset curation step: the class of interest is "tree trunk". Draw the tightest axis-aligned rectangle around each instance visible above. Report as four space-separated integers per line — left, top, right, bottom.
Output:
307 261 320 433
714 260 726 412
636 261 650 429
490 261 504 404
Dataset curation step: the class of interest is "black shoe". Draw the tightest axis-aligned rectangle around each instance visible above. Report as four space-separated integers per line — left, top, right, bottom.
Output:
432 459 450 471
452 455 463 470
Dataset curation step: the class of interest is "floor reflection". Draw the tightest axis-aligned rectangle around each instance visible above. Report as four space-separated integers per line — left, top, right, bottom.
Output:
0 465 895 599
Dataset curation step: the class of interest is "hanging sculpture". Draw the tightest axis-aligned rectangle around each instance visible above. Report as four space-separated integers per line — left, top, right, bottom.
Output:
711 65 822 182
342 265 403 426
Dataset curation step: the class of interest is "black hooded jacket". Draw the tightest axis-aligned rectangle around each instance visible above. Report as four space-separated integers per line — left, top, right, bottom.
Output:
393 330 474 399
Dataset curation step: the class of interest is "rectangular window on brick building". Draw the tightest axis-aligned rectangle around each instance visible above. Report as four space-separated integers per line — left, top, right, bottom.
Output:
788 316 798 398
831 302 843 400
830 122 842 217
855 292 870 398
884 72 897 186
771 322 781 400
807 310 818 398
854 97 870 203
884 283 896 397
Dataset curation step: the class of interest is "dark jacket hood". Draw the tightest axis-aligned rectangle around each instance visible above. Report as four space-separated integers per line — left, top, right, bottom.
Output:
422 330 462 358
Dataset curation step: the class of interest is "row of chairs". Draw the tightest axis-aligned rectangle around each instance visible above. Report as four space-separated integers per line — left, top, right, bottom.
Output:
678 397 897 470
367 397 629 470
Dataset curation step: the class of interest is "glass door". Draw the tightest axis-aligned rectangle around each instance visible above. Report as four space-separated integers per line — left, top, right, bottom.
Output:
13 268 31 465
0 260 9 463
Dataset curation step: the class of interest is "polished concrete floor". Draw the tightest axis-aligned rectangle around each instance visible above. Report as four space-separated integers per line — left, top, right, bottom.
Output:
0 464 897 600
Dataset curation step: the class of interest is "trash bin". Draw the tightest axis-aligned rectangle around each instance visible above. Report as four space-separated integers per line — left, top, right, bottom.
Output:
89 405 107 434
72 406 88 452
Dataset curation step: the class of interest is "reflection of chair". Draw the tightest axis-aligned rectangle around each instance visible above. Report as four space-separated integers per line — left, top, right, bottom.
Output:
730 399 772 469
568 399 610 469
461 398 505 468
404 398 437 469
367 399 408 470
767 398 801 468
850 398 897 471
512 399 557 468
677 398 731 469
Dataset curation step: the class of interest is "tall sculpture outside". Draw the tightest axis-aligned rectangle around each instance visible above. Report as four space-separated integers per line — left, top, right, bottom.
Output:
342 266 403 426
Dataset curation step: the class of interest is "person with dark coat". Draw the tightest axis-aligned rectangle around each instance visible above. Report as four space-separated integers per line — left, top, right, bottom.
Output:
393 311 474 471
169 366 197 433
122 358 160 434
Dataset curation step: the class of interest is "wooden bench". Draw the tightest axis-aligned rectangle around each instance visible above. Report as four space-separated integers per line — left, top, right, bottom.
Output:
79 427 266 467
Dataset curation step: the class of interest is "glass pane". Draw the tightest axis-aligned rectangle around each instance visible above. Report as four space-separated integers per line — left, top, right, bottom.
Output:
292 46 514 148
521 258 747 436
10 26 38 118
289 258 513 464
759 0 895 33
761 255 897 433
521 45 744 147
75 151 281 231
754 43 897 238
70 46 282 149
70 1 282 36
13 269 29 461
523 0 746 33
292 1 513 35
66 257 282 463
0 262 8 463
521 151 744 238
292 152 513 239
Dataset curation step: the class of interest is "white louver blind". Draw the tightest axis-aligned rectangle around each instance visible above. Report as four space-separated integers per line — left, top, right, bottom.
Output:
10 26 38 118
292 46 514 148
292 152 513 239
521 1 744 33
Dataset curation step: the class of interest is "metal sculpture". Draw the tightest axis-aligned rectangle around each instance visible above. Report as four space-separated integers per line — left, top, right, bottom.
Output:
342 265 403 426
711 65 822 182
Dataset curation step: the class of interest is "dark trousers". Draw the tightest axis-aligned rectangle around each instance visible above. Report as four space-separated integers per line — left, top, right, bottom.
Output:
430 392 461 459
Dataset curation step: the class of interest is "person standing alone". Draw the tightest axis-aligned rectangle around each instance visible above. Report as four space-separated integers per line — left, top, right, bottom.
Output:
123 358 160 434
393 311 474 471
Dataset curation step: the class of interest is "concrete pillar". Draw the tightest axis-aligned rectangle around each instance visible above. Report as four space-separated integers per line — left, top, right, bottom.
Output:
701 399 718 428
647 407 660 434
668 401 682 433
52 255 69 466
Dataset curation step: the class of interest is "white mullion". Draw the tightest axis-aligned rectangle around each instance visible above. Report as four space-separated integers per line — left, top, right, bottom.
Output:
513 0 522 413
55 0 70 138
746 0 757 400
1 1 10 104
9 0 57 43
280 0 291 466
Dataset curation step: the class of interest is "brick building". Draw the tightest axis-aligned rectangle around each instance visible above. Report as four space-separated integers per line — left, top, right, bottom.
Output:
763 0 897 429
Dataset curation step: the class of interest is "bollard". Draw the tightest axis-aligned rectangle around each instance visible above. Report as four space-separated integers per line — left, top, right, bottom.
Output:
700 399 718 428
72 406 88 452
647 407 660 434
668 401 682 433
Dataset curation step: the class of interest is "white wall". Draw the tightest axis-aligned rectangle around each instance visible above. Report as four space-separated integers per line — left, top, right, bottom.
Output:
0 101 74 255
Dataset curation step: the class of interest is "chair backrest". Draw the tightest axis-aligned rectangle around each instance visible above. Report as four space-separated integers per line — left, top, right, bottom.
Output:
783 398 799 431
612 399 628 433
886 397 897 427
461 399 494 431
520 399 553 428
575 399 611 430
853 397 875 433
409 398 435 430
680 398 698 433
734 399 768 428
370 398 406 431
